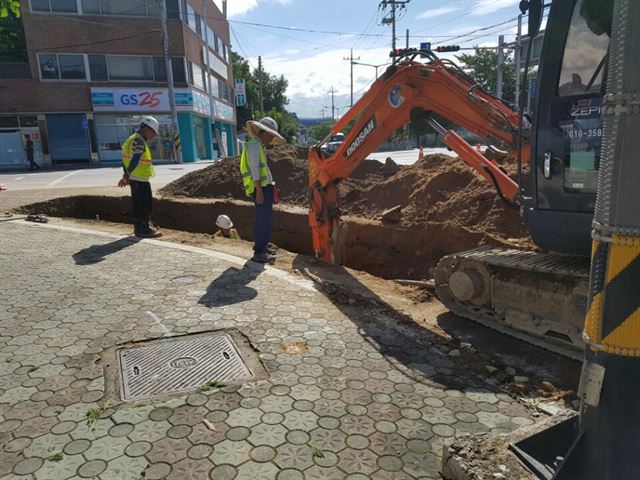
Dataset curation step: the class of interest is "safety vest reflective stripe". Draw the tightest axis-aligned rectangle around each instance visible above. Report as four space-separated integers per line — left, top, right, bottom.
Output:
239 139 269 197
122 132 154 180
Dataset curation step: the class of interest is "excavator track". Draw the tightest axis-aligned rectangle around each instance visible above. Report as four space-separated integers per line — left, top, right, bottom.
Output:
434 247 590 360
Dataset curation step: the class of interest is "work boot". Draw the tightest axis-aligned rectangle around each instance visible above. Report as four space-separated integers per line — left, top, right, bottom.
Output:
267 243 277 255
251 252 276 264
135 228 163 238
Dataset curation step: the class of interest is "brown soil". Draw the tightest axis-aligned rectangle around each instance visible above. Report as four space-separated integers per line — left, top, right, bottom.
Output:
160 145 534 252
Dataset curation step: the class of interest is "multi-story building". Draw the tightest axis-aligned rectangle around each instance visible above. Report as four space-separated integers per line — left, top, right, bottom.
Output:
0 0 236 169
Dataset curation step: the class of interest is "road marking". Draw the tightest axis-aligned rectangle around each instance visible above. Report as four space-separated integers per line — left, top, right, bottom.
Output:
146 310 172 335
47 170 81 187
14 176 25 181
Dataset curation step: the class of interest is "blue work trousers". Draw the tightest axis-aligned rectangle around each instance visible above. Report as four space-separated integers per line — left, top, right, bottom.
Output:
252 185 273 254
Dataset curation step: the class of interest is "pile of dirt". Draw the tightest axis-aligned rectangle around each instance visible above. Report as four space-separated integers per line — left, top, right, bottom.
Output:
345 154 531 246
160 146 533 250
159 145 387 206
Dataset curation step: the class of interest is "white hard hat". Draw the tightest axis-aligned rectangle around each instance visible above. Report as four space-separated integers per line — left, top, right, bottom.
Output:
140 116 160 134
216 214 233 229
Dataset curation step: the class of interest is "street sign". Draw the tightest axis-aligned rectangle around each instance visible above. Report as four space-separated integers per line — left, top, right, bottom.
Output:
420 42 431 58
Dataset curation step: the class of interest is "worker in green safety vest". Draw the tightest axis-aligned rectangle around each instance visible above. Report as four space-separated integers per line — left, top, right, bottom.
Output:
118 116 162 238
240 117 286 263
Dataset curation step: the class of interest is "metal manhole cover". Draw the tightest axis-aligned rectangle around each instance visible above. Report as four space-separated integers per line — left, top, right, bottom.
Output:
118 334 253 401
171 275 199 284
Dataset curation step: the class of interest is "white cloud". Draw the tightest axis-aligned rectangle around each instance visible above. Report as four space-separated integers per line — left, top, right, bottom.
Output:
416 6 459 20
212 0 291 18
255 46 390 117
471 0 519 16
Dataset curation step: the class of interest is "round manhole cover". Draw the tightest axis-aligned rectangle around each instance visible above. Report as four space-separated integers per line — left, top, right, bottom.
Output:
172 275 199 284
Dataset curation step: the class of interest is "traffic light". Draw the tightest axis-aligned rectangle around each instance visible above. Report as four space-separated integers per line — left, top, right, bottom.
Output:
435 45 460 53
389 47 418 57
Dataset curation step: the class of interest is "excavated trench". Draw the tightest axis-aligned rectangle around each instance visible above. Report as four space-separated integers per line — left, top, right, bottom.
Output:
16 194 513 280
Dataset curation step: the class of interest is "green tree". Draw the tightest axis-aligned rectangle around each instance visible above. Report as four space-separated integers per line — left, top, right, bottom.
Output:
0 5 26 62
310 121 336 142
231 52 290 115
456 47 516 102
0 0 20 18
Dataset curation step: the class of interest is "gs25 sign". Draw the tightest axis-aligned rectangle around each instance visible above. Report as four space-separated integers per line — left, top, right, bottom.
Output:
117 91 167 110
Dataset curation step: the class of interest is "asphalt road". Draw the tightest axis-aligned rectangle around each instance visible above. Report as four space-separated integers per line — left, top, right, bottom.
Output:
0 162 214 191
0 148 459 192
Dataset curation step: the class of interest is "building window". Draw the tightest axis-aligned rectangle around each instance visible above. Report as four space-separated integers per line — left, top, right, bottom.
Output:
88 55 108 81
190 62 206 92
31 0 78 13
80 0 158 16
172 58 186 83
107 56 154 81
58 54 86 79
38 54 59 79
38 53 86 80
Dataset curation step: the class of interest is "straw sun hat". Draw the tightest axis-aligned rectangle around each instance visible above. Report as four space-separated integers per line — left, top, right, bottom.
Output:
245 116 287 145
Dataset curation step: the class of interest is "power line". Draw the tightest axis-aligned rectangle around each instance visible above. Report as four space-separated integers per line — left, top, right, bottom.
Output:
24 30 161 52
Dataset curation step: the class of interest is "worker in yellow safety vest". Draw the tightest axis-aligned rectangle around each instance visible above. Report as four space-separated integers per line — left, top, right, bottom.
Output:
214 214 241 240
118 116 162 238
240 117 286 263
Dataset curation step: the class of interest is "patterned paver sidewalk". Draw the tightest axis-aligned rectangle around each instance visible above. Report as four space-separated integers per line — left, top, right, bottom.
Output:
0 222 534 479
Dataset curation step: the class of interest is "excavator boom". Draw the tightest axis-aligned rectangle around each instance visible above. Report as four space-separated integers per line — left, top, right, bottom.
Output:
308 55 529 262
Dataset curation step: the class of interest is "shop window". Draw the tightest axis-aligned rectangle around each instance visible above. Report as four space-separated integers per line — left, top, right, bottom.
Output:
38 54 59 79
89 55 108 81
0 116 19 128
31 0 78 13
58 54 86 79
19 116 39 127
147 0 159 16
107 56 153 81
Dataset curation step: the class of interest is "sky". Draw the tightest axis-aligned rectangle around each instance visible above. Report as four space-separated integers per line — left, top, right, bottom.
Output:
214 0 529 118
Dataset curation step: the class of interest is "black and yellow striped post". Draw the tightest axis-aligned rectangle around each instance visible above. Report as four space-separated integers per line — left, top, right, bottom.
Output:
173 133 181 152
551 0 640 478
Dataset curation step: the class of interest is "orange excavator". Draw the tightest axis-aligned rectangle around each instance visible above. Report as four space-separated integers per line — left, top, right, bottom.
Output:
307 0 612 358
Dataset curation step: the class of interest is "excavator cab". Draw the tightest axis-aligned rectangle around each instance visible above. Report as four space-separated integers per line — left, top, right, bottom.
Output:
525 0 613 255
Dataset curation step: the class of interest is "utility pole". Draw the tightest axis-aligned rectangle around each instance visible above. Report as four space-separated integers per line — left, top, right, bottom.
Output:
319 107 326 121
380 0 410 64
328 87 337 119
496 34 505 99
405 28 409 48
158 0 182 163
258 56 264 115
514 15 522 109
343 49 360 108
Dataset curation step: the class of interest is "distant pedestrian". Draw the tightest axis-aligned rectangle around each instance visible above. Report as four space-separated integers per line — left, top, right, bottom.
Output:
117 116 162 238
214 214 241 240
25 135 39 171
240 117 285 263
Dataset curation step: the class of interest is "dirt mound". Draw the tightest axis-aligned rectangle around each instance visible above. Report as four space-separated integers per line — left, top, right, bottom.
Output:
159 145 388 206
160 146 534 253
346 154 530 245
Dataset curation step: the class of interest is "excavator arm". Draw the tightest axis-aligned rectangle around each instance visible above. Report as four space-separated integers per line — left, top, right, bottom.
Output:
308 53 530 262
